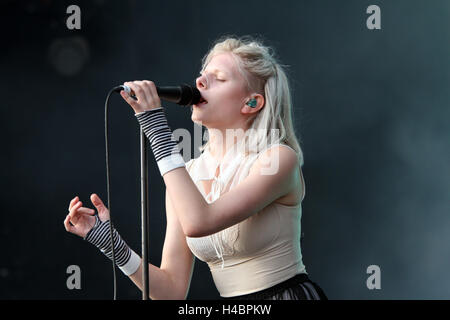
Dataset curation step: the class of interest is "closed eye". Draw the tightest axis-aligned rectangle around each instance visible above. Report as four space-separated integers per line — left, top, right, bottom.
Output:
197 72 225 82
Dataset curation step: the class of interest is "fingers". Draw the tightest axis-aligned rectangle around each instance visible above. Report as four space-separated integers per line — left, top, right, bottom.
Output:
124 81 145 103
143 81 162 108
136 81 153 103
90 193 110 221
68 201 83 225
142 80 158 101
68 196 79 212
120 88 139 108
78 207 96 215
122 80 161 113
64 196 96 235
68 202 95 224
64 214 74 233
90 193 105 209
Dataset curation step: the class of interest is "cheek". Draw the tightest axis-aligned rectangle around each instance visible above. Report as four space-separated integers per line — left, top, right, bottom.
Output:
213 101 240 118
217 86 246 108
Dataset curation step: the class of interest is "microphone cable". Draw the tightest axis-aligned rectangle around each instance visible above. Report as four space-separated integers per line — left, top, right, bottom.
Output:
101 83 200 299
104 87 118 300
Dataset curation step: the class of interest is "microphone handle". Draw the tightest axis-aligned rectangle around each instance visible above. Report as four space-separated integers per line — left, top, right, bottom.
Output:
156 86 183 104
113 84 199 105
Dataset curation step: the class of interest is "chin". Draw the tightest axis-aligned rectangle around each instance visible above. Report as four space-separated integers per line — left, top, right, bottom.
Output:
191 113 207 127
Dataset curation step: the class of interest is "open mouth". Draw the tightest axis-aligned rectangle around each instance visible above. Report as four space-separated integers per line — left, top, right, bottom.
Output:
195 97 208 107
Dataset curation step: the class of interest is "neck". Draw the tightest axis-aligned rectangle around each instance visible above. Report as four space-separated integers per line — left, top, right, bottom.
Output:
206 126 247 162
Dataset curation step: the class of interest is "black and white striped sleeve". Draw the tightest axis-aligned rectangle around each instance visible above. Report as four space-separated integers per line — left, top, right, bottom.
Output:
84 215 141 276
135 107 185 176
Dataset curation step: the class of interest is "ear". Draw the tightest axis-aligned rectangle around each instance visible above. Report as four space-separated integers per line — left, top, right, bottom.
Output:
241 93 265 115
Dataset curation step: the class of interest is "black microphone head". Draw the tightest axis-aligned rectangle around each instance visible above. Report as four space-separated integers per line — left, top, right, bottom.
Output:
178 84 201 106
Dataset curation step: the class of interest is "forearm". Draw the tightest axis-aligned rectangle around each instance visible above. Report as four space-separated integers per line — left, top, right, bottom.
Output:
163 167 209 236
85 216 184 299
128 262 185 300
135 108 210 236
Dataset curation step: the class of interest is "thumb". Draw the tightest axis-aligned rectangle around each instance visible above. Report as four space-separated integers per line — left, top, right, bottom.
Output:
90 193 107 212
120 90 138 108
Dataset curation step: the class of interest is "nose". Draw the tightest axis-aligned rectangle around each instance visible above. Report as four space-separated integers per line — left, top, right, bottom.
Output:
196 74 207 89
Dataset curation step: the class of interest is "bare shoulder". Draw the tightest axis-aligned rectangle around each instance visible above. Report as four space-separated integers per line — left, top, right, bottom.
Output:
248 145 300 206
250 144 299 175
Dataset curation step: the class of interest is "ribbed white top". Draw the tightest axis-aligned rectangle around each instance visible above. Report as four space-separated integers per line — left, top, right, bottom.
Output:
185 141 307 297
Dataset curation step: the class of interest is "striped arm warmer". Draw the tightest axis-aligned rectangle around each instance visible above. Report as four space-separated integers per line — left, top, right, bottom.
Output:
84 215 141 276
134 107 185 176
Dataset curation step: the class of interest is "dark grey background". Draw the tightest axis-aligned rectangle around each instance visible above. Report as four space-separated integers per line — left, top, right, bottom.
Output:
1 0 449 299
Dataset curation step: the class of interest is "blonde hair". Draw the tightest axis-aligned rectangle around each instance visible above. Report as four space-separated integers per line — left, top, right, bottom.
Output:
198 35 304 167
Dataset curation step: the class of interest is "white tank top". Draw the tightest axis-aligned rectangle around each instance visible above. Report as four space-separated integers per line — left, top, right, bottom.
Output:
185 142 307 297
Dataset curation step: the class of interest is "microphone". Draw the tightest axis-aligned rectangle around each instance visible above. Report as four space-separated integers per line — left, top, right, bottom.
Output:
112 84 201 106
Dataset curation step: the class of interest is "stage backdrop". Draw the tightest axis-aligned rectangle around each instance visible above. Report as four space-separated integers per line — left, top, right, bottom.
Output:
1 0 449 299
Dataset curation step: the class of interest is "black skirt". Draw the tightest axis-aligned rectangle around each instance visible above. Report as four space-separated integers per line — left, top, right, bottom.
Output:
222 273 328 300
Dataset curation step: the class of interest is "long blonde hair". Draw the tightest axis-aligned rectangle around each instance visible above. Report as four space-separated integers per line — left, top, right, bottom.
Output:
198 35 304 167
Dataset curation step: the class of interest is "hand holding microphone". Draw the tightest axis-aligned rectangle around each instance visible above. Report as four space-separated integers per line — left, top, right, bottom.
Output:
113 81 201 114
63 80 199 296
112 80 190 176
118 81 162 114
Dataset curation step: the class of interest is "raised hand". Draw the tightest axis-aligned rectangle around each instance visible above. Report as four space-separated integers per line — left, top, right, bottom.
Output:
63 193 110 238
120 80 162 114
